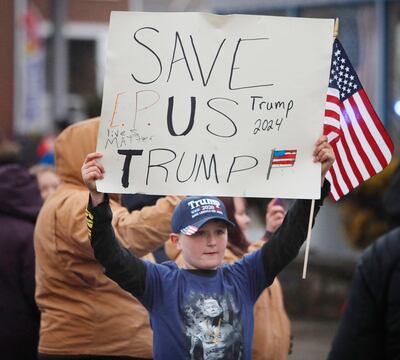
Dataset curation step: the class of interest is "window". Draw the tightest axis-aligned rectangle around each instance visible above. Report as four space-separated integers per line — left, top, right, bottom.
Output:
68 39 96 96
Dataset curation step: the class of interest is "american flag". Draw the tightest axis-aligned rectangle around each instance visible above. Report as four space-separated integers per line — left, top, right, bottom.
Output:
324 39 394 201
267 149 297 180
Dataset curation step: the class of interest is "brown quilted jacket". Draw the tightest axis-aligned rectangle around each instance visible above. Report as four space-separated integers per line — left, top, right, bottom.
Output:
34 118 181 357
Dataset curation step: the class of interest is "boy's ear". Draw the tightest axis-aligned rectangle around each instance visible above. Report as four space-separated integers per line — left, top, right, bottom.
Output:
170 233 181 250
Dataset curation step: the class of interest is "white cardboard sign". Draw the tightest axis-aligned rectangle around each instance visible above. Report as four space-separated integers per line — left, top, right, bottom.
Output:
97 11 334 198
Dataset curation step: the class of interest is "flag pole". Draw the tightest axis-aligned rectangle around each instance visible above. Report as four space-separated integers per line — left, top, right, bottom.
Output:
266 148 275 181
333 18 339 39
302 18 339 280
302 199 315 279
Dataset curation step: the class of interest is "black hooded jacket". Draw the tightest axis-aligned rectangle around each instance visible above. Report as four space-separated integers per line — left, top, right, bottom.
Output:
328 164 400 360
0 164 42 360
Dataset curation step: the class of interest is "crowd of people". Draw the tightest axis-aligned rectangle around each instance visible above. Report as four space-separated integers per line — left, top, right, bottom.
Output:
0 117 398 360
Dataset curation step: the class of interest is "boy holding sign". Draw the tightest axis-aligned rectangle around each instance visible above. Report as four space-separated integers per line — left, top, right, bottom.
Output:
82 135 334 360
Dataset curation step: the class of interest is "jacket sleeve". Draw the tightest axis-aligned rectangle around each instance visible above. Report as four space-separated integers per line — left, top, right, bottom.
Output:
21 226 40 321
110 195 182 258
260 180 330 285
386 231 400 358
87 197 147 297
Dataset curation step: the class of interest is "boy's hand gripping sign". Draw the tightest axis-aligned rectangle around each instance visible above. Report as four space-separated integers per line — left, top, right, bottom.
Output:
97 11 334 198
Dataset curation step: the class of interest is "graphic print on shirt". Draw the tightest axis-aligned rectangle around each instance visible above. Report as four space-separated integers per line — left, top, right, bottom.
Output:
183 291 244 359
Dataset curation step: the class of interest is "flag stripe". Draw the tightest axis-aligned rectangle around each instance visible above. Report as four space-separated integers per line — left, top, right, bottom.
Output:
325 103 340 117
324 123 340 133
357 90 394 160
332 144 353 192
324 117 340 130
326 94 341 106
336 140 360 187
325 110 341 123
331 160 348 196
327 87 340 98
272 160 296 165
326 133 339 144
343 99 382 172
339 111 371 180
272 154 296 160
340 102 376 176
324 88 341 144
326 170 342 200
348 96 387 170
325 171 340 200
337 129 365 184
270 163 295 168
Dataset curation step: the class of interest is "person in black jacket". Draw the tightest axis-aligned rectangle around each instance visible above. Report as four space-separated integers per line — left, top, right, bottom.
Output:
327 163 400 360
0 135 42 360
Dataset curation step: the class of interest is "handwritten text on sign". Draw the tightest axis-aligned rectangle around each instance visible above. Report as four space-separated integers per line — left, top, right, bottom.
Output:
97 12 334 198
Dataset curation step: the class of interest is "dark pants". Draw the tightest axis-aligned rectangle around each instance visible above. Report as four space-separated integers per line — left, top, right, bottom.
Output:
39 355 151 360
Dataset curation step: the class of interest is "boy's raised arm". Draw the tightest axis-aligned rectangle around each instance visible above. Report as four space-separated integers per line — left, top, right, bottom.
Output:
82 152 147 296
260 135 335 284
86 195 147 297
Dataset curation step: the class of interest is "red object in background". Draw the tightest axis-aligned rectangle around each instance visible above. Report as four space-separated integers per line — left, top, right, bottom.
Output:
37 135 55 158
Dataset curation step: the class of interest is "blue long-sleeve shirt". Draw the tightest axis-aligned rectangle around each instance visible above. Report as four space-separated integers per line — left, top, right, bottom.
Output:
87 181 329 359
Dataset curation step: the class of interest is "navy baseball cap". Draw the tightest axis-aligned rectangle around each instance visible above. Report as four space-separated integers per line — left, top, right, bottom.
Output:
171 196 234 235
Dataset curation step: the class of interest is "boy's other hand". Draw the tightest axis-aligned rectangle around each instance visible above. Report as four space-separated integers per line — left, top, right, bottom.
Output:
313 135 335 185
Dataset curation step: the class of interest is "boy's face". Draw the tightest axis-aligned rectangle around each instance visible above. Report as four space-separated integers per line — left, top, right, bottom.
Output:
171 220 228 270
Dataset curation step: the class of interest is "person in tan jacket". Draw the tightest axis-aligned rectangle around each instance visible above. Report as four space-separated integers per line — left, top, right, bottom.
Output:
247 198 292 360
165 196 291 360
34 117 181 360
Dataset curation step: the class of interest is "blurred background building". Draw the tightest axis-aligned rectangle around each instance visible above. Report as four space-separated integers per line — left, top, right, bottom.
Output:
1 1 399 358
1 0 400 141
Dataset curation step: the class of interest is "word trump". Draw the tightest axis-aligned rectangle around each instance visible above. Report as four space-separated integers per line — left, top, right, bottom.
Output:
117 148 267 188
187 198 221 210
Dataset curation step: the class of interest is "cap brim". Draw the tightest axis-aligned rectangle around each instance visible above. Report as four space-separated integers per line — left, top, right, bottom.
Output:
181 216 235 235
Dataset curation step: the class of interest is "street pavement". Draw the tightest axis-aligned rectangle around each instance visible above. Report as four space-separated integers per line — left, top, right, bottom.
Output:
290 319 340 360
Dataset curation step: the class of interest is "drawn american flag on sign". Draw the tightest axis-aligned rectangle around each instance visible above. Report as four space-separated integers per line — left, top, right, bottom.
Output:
267 149 297 180
324 39 394 201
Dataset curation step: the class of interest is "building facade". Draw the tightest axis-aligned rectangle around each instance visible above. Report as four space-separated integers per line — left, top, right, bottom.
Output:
1 0 398 148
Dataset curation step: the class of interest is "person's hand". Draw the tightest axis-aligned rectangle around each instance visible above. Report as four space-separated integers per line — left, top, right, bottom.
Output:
313 135 335 185
81 152 105 205
265 198 286 234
